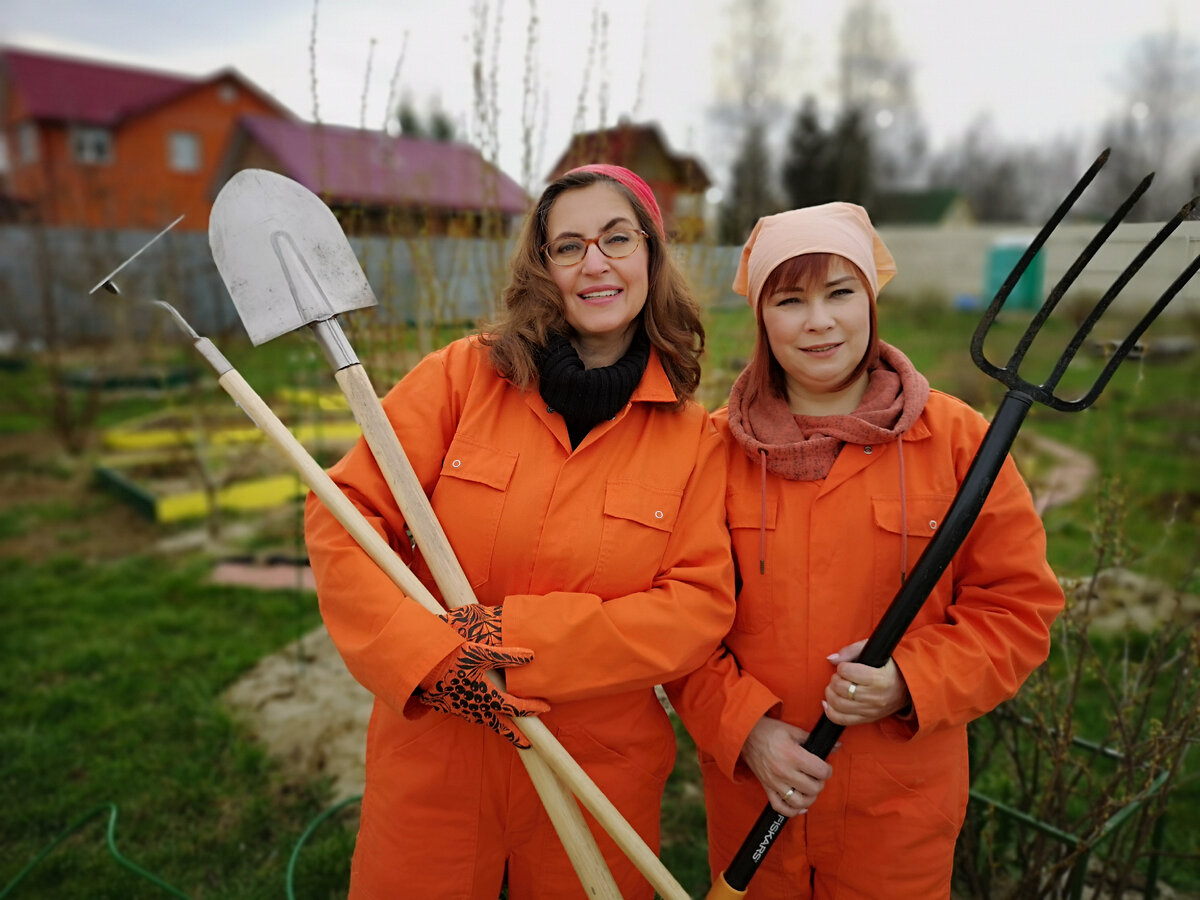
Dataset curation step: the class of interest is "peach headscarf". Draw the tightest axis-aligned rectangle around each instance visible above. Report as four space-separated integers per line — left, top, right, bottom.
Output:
732 202 897 308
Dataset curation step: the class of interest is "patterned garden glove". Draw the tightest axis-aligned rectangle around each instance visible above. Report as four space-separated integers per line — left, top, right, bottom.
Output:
442 604 503 646
418 641 550 748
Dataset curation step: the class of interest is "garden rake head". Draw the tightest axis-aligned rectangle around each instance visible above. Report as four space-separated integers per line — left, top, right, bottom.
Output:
970 149 1200 413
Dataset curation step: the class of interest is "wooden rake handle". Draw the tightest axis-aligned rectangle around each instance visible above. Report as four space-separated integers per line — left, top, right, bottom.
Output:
334 363 690 900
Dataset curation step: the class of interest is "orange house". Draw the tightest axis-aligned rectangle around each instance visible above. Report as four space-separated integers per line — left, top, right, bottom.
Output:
0 46 294 230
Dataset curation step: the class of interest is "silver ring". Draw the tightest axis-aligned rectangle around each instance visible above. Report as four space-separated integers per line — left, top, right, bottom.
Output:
782 787 796 802
848 683 857 699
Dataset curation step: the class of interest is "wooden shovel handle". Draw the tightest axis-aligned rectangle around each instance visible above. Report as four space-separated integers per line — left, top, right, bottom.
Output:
215 367 621 898
335 364 476 607
333 363 690 900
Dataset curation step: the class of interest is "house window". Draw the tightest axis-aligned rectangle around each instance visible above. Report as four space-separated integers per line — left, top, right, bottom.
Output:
71 126 113 165
167 132 201 172
18 122 38 164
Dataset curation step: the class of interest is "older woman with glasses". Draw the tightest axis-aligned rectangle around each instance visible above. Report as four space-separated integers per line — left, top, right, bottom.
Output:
305 164 735 899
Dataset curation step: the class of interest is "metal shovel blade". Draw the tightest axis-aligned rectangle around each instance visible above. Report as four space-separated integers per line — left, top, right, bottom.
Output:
209 169 377 346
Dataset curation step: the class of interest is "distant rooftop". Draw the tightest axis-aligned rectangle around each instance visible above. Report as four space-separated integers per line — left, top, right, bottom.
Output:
1 45 289 125
237 115 529 214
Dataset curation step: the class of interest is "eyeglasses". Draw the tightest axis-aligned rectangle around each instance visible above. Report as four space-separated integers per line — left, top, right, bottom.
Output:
541 228 648 266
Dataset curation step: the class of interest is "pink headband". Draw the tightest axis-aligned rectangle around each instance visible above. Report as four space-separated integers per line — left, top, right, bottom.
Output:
565 164 664 236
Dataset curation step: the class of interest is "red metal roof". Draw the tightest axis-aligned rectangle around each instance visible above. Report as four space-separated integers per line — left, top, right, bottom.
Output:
238 115 529 214
2 46 200 125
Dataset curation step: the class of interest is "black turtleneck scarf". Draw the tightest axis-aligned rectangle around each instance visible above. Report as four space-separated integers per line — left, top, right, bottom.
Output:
537 329 651 449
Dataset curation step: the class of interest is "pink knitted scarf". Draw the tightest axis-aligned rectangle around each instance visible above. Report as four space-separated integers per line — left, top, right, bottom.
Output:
727 342 930 481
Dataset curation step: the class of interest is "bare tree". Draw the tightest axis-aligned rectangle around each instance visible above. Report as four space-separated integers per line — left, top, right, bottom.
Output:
707 0 787 232
929 116 1030 223
837 0 927 190
1094 25 1200 220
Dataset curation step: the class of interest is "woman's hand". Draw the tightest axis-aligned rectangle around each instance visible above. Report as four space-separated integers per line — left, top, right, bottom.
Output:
740 716 834 817
822 639 912 726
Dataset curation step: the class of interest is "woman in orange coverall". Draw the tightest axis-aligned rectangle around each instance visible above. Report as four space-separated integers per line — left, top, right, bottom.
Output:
665 203 1065 899
304 164 735 899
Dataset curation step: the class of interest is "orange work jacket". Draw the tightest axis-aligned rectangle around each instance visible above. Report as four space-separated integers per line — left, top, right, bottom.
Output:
667 390 1065 899
305 335 735 898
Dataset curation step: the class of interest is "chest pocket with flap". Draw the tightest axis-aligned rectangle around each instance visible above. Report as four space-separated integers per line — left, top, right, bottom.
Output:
589 481 683 596
426 435 518 588
870 494 955 619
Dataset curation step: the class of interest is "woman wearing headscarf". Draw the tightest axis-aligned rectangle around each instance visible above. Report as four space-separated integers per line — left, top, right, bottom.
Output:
666 203 1064 898
305 165 735 899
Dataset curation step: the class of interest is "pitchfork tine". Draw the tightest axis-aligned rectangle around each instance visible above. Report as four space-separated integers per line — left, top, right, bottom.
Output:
1005 170 1155 371
1068 215 1200 412
971 149 1111 371
971 145 1197 413
1042 196 1197 396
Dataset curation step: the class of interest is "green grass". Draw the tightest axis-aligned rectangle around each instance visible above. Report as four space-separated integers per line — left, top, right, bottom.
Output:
660 719 710 896
0 554 352 899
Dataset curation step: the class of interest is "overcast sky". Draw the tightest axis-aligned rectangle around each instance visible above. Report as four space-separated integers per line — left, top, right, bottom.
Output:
3 0 1196 192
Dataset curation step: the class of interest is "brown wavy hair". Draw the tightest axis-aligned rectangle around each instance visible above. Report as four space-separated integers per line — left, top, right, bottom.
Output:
480 170 705 409
747 252 879 402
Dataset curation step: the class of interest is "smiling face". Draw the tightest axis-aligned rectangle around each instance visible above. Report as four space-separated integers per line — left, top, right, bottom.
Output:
544 182 650 368
760 255 873 415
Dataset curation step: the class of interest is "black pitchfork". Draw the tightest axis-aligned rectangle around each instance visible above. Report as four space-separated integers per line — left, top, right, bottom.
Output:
706 149 1200 899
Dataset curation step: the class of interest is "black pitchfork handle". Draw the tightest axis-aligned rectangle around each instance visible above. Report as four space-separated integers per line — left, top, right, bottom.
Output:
712 391 1033 896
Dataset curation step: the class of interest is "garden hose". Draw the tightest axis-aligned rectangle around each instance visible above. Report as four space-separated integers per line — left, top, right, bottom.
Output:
0 803 190 899
1 796 362 899
285 794 361 900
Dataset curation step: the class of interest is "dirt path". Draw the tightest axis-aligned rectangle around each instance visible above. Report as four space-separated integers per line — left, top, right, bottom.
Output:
220 598 371 804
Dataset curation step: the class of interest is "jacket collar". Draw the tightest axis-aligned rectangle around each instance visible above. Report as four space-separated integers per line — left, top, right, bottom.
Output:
630 346 678 405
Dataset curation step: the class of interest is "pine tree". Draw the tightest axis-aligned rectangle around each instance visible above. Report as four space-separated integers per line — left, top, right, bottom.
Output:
830 106 872 205
780 96 834 209
719 121 778 245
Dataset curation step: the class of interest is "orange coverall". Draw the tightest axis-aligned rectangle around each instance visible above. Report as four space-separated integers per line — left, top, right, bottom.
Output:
667 390 1065 899
305 336 735 899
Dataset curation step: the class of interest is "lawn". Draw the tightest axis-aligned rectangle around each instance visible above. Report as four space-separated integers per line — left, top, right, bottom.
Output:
0 555 353 899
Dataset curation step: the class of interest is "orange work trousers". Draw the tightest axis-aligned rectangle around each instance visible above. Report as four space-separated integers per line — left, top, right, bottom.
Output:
701 749 959 900
348 696 674 899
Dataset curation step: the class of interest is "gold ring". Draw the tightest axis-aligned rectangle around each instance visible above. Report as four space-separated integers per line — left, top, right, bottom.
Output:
782 788 796 802
848 683 857 699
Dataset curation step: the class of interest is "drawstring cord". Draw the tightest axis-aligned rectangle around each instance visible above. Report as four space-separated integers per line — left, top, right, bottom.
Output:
759 448 768 574
897 432 908 586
